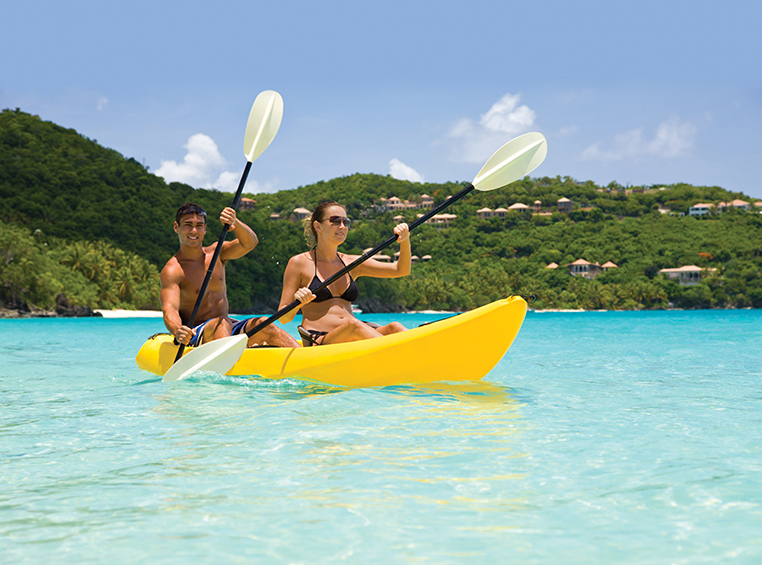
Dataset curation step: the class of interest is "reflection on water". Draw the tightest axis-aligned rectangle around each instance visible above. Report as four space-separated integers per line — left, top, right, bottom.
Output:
152 371 521 403
147 374 529 502
380 380 519 406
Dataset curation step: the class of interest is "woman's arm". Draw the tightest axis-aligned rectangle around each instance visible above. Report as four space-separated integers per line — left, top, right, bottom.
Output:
354 223 411 279
277 254 315 324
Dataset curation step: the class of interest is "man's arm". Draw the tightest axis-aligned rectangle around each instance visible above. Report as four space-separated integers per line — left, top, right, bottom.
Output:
160 262 195 345
218 207 258 262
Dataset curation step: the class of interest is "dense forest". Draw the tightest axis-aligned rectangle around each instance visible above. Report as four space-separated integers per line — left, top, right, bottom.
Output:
2 108 761 314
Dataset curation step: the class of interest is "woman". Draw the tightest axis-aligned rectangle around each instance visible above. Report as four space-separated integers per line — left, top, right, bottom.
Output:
278 201 411 346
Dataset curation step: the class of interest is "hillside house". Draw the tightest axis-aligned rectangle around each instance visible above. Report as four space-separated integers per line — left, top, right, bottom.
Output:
239 197 256 211
558 197 573 213
568 259 602 279
364 247 392 262
377 195 423 212
689 203 714 216
419 213 456 228
659 265 716 285
374 198 388 212
717 199 749 212
386 196 406 211
477 207 493 220
293 207 311 221
393 252 421 263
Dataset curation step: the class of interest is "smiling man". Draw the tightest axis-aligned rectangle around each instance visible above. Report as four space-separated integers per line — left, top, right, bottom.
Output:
160 202 299 348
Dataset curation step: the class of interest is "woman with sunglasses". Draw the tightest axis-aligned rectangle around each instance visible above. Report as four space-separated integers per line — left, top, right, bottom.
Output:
278 201 411 346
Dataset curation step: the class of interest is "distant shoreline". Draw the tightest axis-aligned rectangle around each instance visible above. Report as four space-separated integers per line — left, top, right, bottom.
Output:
95 309 163 318
92 309 456 318
1 306 757 320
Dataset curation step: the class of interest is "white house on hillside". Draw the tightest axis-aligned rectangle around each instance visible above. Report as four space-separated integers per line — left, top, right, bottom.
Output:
659 265 716 285
689 203 714 216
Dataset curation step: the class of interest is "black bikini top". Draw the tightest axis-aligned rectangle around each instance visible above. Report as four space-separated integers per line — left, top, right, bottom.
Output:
308 251 359 303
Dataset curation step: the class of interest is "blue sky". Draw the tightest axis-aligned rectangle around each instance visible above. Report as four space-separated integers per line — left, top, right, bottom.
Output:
3 0 761 199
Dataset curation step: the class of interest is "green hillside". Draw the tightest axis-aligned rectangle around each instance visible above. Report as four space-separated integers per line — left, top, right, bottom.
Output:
2 108 761 313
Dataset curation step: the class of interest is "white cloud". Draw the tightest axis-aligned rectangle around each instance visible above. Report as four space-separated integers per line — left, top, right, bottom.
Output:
214 170 241 192
582 116 698 161
651 117 697 157
446 93 537 163
389 158 424 183
213 174 279 194
97 96 108 111
155 134 238 189
479 93 536 135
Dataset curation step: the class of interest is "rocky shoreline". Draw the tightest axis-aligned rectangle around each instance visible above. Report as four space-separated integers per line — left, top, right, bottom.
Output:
0 294 102 319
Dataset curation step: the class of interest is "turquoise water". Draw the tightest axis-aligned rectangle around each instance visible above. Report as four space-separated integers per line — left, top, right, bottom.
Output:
2 310 761 564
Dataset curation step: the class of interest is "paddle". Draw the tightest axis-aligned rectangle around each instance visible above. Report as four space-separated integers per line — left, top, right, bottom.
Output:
170 90 284 365
162 131 547 382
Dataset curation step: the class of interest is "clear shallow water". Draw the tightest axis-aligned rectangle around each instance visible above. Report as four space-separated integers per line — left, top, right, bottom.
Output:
1 310 760 564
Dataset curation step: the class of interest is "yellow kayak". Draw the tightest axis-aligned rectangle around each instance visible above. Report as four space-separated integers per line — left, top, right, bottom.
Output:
135 295 528 387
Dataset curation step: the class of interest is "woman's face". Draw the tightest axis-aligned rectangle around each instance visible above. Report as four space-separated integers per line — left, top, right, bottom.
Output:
314 205 350 244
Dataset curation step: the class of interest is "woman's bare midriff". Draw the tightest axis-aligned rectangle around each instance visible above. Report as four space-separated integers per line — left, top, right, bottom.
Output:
301 299 354 333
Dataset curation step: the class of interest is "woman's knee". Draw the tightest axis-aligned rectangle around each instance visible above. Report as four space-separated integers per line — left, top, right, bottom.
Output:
383 322 406 334
346 318 379 337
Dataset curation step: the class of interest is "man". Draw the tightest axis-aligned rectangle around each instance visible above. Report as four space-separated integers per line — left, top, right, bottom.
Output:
161 202 299 348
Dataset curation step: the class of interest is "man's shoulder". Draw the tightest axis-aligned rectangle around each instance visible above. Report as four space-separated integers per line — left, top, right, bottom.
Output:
160 254 184 282
161 253 180 271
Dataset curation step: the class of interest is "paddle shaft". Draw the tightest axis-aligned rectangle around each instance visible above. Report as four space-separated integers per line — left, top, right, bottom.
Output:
173 161 253 362
244 182 476 338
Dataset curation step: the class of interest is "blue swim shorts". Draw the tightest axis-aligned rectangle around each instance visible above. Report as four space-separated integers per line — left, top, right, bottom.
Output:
188 318 251 347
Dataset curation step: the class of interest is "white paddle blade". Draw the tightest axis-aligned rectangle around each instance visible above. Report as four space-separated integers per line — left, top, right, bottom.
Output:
472 132 547 192
243 90 284 162
162 334 248 382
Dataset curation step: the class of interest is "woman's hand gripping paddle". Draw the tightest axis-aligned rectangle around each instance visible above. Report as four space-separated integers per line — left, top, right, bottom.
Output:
162 131 547 382
165 91 283 376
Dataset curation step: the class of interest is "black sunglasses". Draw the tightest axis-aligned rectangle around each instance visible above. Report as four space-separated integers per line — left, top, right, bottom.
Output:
324 215 352 228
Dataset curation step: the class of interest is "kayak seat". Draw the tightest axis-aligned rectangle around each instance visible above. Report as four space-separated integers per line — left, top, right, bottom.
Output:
297 325 320 347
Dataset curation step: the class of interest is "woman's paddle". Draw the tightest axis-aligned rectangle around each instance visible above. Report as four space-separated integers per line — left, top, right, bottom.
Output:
170 90 284 364
162 131 547 382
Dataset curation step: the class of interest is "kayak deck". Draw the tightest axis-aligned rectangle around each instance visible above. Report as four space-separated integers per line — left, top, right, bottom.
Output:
136 295 528 387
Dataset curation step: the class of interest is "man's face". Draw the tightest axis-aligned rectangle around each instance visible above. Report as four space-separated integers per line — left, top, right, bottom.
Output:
174 213 207 247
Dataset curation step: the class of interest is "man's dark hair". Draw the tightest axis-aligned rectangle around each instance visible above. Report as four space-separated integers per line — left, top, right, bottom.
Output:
175 202 207 224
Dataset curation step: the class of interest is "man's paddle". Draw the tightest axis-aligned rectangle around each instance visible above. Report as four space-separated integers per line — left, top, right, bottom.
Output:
170 90 284 364
162 131 547 382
